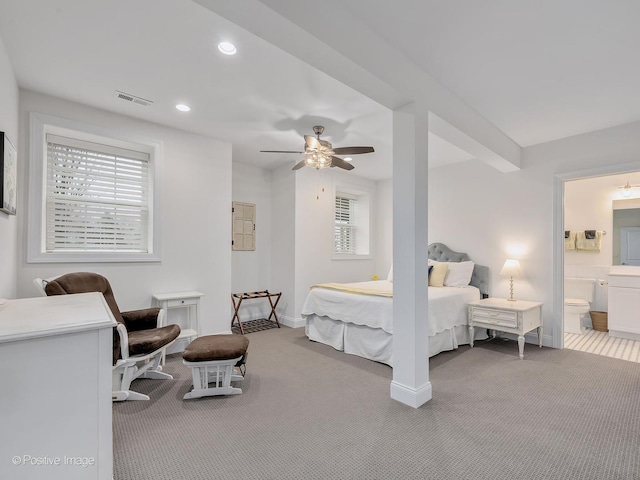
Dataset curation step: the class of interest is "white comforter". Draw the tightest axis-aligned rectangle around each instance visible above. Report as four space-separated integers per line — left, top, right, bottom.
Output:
301 280 480 337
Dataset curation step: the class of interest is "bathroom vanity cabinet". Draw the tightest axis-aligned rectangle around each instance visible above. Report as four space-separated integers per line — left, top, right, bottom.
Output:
608 266 640 340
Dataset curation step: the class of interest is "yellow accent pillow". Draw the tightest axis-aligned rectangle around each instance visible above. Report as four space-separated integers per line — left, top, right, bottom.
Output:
428 262 449 287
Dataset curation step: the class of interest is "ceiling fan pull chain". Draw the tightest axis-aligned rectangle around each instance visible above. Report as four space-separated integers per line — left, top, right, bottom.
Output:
316 169 326 200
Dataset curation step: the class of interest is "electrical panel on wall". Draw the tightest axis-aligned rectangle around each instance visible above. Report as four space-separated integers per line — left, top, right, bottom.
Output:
232 202 256 251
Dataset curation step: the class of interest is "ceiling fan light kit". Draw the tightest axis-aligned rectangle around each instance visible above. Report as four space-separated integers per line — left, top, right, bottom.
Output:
304 151 332 169
260 125 374 172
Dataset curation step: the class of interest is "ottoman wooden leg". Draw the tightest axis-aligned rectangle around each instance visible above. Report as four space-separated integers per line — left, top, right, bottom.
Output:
183 356 244 399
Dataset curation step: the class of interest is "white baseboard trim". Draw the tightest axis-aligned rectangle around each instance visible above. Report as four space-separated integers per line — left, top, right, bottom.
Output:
281 315 305 329
390 380 432 408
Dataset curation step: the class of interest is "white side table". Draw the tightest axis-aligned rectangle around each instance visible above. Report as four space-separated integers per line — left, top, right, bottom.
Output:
468 298 543 359
152 291 204 360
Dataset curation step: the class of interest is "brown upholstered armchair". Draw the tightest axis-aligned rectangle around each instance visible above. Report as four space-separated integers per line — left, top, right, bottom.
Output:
36 272 180 401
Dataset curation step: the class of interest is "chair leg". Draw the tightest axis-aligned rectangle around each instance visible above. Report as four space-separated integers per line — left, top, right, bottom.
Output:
112 390 150 402
139 352 173 380
112 355 172 402
119 363 138 393
113 363 148 402
142 370 173 380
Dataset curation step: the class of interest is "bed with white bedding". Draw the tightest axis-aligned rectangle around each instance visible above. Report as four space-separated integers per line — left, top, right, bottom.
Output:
302 243 490 366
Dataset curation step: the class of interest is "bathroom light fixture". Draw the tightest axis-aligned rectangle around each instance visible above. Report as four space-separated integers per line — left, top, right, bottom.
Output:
217 41 237 55
500 259 521 301
618 181 640 197
176 104 191 112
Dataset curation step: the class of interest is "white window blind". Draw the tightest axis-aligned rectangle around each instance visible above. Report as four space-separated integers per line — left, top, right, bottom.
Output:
335 194 357 254
45 134 150 253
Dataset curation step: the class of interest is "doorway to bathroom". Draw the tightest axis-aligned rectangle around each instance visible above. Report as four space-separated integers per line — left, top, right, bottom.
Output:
561 170 640 363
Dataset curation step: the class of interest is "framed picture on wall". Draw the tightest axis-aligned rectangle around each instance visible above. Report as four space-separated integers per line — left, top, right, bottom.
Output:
0 131 17 215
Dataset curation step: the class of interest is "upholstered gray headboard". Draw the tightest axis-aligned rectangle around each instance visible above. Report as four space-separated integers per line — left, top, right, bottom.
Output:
427 243 490 298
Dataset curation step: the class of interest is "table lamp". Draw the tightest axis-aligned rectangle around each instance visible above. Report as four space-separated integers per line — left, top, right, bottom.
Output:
500 259 521 301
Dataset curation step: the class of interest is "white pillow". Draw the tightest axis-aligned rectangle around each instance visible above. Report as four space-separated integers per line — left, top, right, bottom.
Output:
387 264 393 282
443 261 475 287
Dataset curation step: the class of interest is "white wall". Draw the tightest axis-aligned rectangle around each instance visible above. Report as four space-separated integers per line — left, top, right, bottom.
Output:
565 176 614 266
270 162 296 323
0 36 19 299
293 167 377 322
375 177 393 279
268 164 379 326
232 161 272 320
16 90 233 334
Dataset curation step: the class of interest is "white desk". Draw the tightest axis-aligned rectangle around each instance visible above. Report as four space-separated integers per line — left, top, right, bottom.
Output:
0 293 116 480
468 297 543 359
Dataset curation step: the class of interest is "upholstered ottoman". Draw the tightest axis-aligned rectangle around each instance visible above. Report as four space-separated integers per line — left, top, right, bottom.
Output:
182 334 249 400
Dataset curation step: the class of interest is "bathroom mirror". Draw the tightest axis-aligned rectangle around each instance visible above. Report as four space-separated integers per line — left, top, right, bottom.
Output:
612 199 640 265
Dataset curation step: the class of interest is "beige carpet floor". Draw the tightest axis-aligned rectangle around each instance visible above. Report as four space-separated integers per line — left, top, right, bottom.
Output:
113 327 640 480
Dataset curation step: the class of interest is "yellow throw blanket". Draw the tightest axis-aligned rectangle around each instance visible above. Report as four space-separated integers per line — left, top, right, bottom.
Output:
310 283 393 298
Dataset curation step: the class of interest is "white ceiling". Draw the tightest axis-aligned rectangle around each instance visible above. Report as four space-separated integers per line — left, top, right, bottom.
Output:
333 0 640 147
1 1 639 180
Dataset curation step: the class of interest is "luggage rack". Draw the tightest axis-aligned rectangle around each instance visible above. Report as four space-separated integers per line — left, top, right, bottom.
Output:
231 290 282 335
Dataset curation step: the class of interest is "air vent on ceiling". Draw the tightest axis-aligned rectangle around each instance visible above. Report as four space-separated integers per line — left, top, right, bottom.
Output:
115 90 153 107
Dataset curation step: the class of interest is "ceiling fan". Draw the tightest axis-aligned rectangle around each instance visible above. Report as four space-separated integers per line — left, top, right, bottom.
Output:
260 125 375 171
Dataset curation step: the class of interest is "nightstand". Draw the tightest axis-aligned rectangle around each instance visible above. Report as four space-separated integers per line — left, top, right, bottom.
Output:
152 291 204 361
468 298 543 359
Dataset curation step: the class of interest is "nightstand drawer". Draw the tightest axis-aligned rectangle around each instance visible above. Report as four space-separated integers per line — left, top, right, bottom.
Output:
166 298 198 308
471 308 518 328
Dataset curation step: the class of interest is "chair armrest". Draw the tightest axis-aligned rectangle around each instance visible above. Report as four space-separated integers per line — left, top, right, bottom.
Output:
121 308 163 331
115 323 130 360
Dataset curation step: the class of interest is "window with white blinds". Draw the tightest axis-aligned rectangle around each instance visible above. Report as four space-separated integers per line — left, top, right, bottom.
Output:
334 194 357 254
45 134 150 253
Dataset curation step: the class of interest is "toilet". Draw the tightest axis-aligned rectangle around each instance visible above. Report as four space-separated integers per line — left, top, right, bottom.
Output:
564 277 595 335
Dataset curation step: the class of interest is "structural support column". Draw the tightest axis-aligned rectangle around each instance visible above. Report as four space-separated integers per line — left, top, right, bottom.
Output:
391 102 431 408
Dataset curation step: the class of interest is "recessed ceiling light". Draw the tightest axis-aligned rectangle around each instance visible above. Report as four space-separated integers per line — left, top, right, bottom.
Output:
344 157 353 162
176 104 191 112
217 41 237 55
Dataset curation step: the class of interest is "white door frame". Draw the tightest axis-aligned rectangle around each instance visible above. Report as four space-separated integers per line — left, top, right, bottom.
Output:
553 160 640 349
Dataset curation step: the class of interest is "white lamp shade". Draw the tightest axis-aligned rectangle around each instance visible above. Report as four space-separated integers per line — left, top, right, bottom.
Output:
500 259 522 277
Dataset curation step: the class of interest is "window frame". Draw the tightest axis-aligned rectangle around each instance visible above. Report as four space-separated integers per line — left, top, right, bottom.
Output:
332 183 373 260
334 193 357 255
28 112 163 263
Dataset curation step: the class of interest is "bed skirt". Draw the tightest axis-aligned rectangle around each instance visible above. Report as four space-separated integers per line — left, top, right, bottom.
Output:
305 314 488 367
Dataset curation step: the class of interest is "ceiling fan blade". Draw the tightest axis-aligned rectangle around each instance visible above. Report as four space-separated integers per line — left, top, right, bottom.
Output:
332 146 375 155
292 159 307 170
330 156 355 171
260 150 304 154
